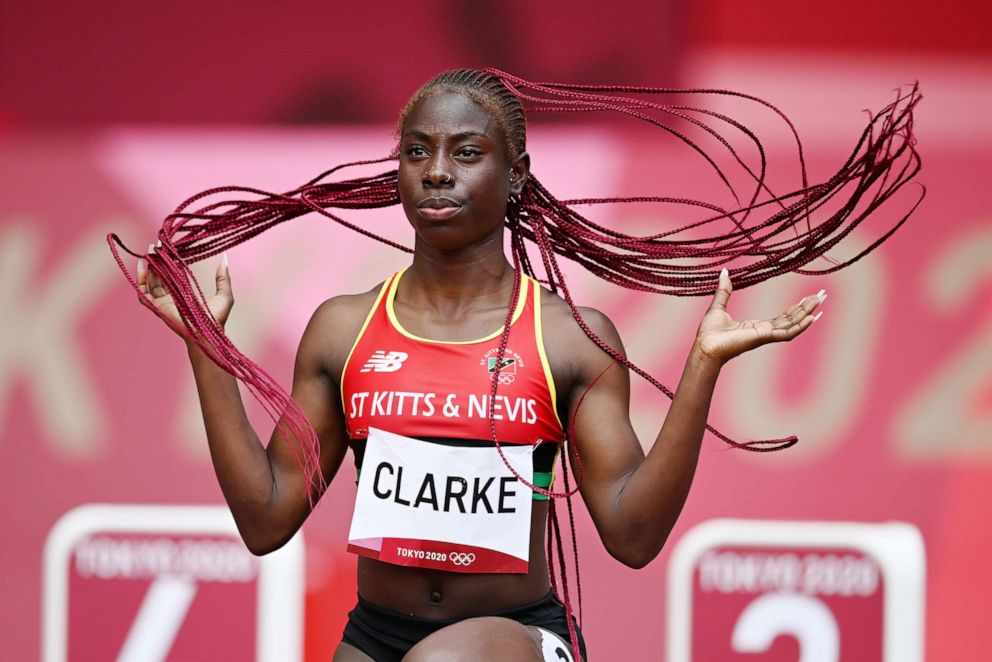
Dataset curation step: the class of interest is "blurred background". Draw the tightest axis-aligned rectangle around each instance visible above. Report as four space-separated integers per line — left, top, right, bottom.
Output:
2 1 989 660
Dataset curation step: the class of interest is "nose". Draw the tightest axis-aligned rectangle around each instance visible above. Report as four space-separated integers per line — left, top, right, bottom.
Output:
422 158 453 188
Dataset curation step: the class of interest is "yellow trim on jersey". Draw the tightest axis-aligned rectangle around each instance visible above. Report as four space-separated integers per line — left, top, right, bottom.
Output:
533 281 563 431
339 277 393 411
385 268 530 345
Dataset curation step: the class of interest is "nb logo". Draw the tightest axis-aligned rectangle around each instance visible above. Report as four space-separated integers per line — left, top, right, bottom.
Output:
361 351 409 373
450 553 476 566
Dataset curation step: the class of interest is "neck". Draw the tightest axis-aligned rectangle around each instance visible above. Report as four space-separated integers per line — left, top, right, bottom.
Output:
404 232 515 308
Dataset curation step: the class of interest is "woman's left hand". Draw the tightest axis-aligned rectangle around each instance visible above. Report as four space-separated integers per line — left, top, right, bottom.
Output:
694 268 826 365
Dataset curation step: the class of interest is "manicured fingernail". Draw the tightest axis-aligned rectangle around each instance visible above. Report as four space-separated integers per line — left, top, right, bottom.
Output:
812 311 823 322
222 252 229 268
156 239 163 248
148 243 155 255
797 296 807 307
817 289 827 302
720 267 729 279
137 258 145 273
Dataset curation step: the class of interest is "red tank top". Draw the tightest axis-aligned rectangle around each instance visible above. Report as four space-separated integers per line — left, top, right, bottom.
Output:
341 269 564 454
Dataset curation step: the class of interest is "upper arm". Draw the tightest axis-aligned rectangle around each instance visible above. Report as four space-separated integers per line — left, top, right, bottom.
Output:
263 296 363 533
548 303 645 540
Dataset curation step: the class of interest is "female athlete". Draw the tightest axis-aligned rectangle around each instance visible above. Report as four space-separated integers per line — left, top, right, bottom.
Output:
121 69 920 661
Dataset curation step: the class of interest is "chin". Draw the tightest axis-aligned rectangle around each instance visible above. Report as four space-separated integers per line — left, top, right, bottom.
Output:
416 227 469 250
414 225 502 253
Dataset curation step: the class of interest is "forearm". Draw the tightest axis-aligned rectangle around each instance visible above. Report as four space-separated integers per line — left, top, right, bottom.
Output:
610 343 722 565
186 341 284 548
575 273 820 568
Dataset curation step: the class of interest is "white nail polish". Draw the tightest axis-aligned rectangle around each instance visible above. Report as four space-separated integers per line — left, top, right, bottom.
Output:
156 239 163 248
817 290 827 302
812 311 823 322
720 267 729 279
797 296 807 307
222 252 229 268
148 243 155 255
137 258 145 273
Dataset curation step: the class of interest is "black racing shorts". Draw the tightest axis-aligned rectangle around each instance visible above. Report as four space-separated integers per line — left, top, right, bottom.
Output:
341 591 586 661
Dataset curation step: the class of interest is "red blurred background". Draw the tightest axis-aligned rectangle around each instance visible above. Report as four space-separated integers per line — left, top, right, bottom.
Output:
2 1 989 660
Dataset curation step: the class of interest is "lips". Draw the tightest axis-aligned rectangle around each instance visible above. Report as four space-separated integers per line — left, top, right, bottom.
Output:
417 197 463 221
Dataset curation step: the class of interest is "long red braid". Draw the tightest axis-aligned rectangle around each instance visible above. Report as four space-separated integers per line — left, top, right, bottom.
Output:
108 68 922 660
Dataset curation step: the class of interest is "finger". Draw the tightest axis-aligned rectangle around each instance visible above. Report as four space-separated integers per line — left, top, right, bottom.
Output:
773 289 827 327
770 310 797 330
767 307 823 342
784 297 806 318
136 257 154 308
795 289 827 315
709 267 733 311
143 244 169 298
147 267 169 300
136 258 148 294
215 252 232 298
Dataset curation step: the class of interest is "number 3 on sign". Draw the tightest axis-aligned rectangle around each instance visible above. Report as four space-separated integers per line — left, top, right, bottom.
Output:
732 592 839 662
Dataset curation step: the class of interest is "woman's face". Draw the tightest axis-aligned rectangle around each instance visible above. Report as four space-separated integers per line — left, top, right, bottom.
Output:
397 90 528 251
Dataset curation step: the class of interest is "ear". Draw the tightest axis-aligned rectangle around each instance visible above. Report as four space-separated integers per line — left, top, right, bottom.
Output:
508 151 530 196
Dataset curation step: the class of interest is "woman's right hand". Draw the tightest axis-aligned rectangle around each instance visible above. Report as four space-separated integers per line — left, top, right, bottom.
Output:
137 248 234 338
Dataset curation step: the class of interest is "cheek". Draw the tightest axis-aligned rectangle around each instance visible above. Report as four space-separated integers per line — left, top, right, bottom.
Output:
397 170 418 205
466 170 509 205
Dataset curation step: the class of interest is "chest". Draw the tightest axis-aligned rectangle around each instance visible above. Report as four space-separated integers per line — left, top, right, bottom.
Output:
339 272 565 444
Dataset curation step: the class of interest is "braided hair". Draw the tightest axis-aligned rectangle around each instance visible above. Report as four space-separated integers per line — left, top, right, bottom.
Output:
399 69 528 160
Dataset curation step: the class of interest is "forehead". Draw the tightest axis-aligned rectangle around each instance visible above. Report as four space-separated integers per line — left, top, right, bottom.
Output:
402 90 501 140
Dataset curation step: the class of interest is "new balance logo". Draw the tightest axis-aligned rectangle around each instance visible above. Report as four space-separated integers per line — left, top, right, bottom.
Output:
360 351 409 373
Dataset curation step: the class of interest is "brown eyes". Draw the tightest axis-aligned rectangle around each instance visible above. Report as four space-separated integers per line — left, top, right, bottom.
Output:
403 146 483 159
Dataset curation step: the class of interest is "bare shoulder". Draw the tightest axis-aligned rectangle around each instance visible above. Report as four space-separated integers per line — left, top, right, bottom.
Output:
298 281 389 376
538 286 624 353
537 286 626 394
309 283 383 332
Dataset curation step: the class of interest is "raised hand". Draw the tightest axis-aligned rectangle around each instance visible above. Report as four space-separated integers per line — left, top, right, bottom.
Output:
136 245 234 338
694 268 825 365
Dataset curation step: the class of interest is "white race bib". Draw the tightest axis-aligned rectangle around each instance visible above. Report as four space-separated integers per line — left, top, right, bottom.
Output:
347 428 534 573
